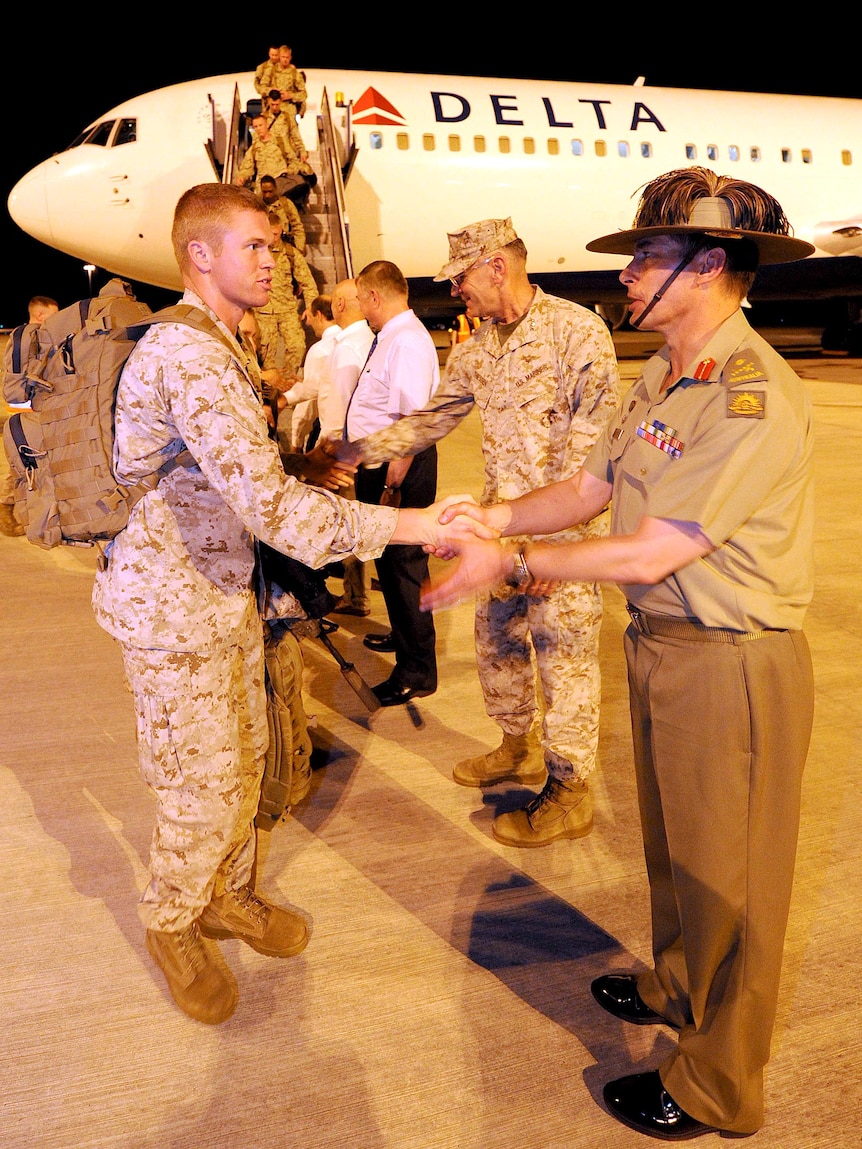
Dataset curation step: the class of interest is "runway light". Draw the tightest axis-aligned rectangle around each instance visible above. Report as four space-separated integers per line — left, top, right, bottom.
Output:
83 264 96 293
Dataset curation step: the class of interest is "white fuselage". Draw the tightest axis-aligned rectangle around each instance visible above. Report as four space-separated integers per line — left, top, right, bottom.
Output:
8 69 862 293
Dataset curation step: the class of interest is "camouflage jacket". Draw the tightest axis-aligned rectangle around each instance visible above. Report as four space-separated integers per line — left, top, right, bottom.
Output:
92 290 395 651
358 286 621 541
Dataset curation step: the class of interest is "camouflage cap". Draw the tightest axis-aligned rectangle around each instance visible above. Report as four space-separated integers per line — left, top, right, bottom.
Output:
434 218 519 281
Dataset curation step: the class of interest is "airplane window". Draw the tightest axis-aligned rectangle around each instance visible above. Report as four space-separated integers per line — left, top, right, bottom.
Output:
66 120 116 149
397 132 409 150
750 146 761 162
640 142 652 158
781 148 792 163
370 132 383 149
618 141 630 157
423 134 435 151
685 144 697 160
729 145 740 161
547 139 560 155
113 118 137 147
842 149 853 165
474 136 487 153
595 140 607 157
802 149 813 164
524 137 536 154
571 139 584 156
707 145 718 160
499 137 511 153
448 135 461 152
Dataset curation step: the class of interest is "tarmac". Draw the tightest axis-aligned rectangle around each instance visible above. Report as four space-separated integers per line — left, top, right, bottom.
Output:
1 337 861 1147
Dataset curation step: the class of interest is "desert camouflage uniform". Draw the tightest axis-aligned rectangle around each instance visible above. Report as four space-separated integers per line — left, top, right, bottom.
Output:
236 134 303 188
255 240 317 375
358 286 620 780
265 193 307 253
263 62 308 116
92 289 396 933
268 110 307 166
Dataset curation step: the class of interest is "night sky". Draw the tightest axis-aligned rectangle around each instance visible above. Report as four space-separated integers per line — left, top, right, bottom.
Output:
2 23 859 325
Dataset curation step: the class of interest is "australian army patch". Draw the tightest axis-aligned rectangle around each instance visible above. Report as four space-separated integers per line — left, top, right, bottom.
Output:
727 390 766 419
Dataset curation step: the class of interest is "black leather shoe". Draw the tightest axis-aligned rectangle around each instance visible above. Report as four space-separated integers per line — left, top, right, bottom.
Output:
591 973 668 1025
363 632 396 652
372 677 436 706
603 1071 721 1140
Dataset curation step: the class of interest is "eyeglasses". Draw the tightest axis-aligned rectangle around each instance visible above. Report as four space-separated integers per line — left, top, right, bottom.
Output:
450 255 494 291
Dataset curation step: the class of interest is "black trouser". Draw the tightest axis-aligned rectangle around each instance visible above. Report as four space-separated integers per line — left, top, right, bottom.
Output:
355 446 437 691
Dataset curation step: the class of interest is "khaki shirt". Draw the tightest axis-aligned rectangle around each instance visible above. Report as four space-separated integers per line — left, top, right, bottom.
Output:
584 309 814 630
358 286 620 543
92 290 395 651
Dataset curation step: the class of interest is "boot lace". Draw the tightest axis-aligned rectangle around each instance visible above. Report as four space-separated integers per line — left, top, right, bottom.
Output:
174 923 208 974
228 886 270 928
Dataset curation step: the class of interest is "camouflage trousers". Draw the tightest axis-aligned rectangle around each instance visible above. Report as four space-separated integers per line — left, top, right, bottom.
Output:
474 577 602 781
120 599 268 933
257 309 307 376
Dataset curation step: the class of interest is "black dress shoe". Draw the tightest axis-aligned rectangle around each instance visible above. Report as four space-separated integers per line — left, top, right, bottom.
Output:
363 632 396 652
372 677 436 706
603 1071 721 1140
591 973 668 1025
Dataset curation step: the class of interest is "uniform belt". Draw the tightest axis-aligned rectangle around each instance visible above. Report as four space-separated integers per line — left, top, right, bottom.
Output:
625 604 781 644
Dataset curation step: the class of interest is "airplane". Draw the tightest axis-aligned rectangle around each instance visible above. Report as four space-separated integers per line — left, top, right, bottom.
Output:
8 69 862 349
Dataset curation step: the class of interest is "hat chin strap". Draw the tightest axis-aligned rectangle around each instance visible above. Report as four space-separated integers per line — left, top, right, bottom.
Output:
629 253 693 329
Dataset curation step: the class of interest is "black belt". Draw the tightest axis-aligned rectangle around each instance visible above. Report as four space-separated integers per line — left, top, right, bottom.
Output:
626 604 782 645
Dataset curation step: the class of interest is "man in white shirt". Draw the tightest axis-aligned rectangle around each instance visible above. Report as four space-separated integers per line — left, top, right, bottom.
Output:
281 295 338 452
319 279 375 616
348 261 441 705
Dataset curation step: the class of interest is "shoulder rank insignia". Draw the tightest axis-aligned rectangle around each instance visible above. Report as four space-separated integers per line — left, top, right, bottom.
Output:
727 390 766 419
725 355 767 385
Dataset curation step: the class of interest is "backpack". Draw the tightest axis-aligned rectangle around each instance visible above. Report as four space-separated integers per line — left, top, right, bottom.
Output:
2 278 231 552
257 618 313 829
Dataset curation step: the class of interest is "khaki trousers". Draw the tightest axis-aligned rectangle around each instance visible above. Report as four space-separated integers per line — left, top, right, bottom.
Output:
625 625 814 1134
121 600 267 933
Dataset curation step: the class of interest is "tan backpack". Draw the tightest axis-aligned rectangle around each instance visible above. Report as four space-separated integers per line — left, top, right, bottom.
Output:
1 279 232 552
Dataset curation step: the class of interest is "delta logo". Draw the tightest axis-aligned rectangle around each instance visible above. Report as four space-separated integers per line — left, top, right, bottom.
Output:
352 88 407 127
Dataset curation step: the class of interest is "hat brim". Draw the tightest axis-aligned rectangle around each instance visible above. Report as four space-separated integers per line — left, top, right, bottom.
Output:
586 225 814 265
433 255 475 282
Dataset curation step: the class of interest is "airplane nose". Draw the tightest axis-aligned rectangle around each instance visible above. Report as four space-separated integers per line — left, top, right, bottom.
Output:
8 164 52 243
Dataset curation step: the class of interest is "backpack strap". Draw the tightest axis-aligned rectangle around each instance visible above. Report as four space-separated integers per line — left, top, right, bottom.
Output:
5 412 40 482
126 304 256 488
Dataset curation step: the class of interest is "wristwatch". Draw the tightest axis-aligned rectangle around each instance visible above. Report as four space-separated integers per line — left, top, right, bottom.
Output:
506 547 533 589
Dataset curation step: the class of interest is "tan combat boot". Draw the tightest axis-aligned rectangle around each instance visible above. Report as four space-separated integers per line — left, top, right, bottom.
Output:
146 922 238 1024
453 730 548 788
492 775 593 847
199 885 309 957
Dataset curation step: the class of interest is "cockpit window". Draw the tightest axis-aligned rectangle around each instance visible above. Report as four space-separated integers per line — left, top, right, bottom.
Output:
113 118 137 146
66 120 116 149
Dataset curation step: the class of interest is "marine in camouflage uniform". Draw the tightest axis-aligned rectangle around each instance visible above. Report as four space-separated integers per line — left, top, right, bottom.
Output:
259 177 307 253
255 227 317 376
235 117 304 190
351 220 620 845
93 286 395 941
263 48 308 117
267 97 307 166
